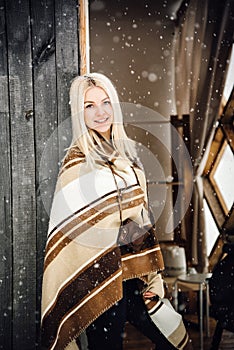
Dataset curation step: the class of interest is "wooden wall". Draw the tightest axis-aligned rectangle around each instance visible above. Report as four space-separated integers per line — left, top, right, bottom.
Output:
0 0 80 348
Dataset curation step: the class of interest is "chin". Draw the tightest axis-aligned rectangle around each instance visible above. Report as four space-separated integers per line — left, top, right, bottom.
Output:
96 126 111 134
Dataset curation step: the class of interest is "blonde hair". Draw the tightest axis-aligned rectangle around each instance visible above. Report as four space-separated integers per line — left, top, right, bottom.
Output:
69 72 137 166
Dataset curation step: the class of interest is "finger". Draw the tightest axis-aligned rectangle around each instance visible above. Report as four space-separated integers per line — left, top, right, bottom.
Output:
143 292 155 298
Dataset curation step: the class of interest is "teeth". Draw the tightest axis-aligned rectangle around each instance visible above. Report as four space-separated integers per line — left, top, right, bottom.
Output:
95 117 108 123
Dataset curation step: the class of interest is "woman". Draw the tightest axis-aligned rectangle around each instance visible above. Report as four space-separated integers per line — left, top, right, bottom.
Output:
41 73 189 350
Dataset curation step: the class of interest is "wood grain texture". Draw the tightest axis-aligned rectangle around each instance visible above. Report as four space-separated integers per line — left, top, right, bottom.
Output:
79 0 90 74
55 0 79 155
0 2 12 349
1 0 80 347
31 0 58 344
5 0 36 348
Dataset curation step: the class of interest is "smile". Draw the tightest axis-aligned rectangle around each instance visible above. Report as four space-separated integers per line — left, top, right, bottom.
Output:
95 117 109 124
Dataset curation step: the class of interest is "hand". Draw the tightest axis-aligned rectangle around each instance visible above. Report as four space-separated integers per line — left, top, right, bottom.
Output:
143 291 157 299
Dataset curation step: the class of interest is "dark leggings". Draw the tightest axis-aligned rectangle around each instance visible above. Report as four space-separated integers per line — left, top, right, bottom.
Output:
86 278 176 350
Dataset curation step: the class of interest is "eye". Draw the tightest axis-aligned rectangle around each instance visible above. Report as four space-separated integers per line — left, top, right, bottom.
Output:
85 103 93 109
103 100 111 106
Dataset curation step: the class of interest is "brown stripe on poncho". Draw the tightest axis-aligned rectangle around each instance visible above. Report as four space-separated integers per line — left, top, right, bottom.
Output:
41 147 164 349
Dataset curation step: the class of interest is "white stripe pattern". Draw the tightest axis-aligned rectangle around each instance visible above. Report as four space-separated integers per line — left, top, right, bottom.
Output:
42 243 116 321
121 246 161 261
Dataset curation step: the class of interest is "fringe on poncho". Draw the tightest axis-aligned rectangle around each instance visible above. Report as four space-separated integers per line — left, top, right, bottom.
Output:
41 145 164 350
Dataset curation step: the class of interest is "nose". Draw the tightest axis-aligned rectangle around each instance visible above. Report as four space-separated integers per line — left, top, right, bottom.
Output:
96 104 105 116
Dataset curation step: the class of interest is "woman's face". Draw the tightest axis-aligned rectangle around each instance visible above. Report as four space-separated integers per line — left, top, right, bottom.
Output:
84 86 113 140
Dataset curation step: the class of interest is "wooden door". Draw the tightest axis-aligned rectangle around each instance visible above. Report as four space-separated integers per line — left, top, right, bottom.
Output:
0 0 80 348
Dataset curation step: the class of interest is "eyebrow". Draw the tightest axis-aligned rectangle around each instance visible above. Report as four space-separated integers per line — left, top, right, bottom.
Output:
84 97 110 104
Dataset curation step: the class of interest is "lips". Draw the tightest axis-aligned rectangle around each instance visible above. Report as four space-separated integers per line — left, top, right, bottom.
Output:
94 117 109 124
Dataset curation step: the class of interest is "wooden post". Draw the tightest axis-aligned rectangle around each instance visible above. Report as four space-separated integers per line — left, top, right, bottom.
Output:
78 0 90 74
170 114 190 244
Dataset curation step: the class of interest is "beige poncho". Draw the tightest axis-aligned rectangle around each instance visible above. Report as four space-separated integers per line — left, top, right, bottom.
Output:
41 145 164 349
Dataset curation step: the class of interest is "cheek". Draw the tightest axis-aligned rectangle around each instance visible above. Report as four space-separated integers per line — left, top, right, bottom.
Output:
106 105 113 115
84 110 94 127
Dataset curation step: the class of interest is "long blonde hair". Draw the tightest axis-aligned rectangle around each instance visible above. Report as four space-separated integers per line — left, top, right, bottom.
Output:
69 72 137 167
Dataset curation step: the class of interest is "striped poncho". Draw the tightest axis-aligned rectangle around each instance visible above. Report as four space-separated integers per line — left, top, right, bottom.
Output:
41 145 164 350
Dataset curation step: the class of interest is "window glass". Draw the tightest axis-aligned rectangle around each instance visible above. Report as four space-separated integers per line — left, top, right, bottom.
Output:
204 199 220 256
223 44 234 104
212 143 234 213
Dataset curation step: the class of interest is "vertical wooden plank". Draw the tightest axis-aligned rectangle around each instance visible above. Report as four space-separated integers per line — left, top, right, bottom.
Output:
79 0 90 74
0 2 12 349
5 0 36 348
55 0 79 154
30 1 58 345
32 0 79 346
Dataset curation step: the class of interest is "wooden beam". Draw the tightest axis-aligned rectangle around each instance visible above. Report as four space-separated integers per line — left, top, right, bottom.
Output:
209 140 230 215
203 178 225 229
78 0 90 74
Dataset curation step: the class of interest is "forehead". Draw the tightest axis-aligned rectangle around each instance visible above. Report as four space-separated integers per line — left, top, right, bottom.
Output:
84 86 109 101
